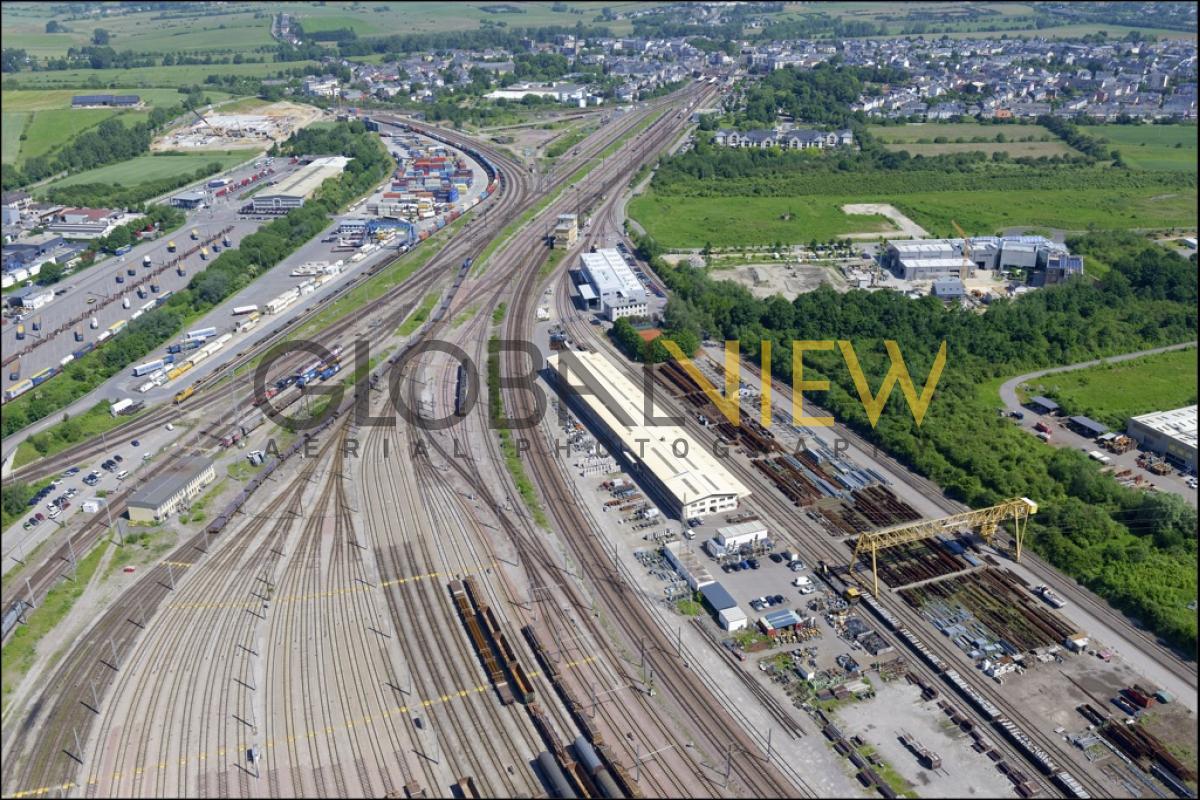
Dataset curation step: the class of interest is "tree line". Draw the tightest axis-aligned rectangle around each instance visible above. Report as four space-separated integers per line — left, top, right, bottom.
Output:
629 230 1198 650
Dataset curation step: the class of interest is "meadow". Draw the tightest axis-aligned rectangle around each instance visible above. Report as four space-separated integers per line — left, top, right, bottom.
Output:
43 151 258 191
1 89 231 167
1 112 29 164
1093 124 1198 172
628 193 892 248
1 61 307 90
887 141 1075 157
869 122 1059 142
1028 348 1199 428
629 186 1198 247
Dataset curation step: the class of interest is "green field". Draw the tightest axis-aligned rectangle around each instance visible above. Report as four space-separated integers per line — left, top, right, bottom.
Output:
281 1 657 36
20 108 148 164
887 188 1197 236
42 151 257 191
628 192 892 248
630 186 1198 248
0 5 273 56
891 140 1077 157
1 111 29 164
1027 348 1199 428
1094 124 1198 172
1 88 231 112
870 122 1059 142
1 61 307 89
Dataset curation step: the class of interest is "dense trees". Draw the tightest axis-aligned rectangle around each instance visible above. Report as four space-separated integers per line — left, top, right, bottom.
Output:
633 230 1197 649
737 64 907 128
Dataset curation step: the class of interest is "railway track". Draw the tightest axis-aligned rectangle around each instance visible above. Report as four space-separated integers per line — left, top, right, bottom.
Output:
471 85 821 798
0 88 692 799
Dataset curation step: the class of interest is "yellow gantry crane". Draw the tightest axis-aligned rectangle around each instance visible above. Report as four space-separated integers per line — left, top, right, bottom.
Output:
952 219 972 279
849 497 1038 596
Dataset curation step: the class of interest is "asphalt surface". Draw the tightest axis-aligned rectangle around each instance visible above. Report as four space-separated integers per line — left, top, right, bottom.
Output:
2 157 304 391
997 341 1198 505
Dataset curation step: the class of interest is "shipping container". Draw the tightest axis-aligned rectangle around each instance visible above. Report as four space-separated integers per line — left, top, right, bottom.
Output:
167 364 192 381
110 398 134 416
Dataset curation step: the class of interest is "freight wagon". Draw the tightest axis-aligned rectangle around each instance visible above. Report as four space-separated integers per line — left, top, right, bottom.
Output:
132 360 164 377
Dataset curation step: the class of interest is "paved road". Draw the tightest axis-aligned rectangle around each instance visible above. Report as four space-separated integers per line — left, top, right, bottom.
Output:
998 341 1198 505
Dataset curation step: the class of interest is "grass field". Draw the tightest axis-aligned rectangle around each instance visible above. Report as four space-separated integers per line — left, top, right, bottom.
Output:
868 123 1076 157
887 187 1197 236
12 402 140 470
1 5 273 56
279 1 657 36
1 61 309 89
18 108 145 164
631 186 1198 247
1 111 29 164
42 151 257 191
1093 124 1198 172
870 122 1059 142
890 141 1077 157
1 88 231 111
628 192 893 248
1027 348 1198 428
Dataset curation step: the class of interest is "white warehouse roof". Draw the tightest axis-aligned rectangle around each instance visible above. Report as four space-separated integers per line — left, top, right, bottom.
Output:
581 249 645 301
263 156 349 200
547 349 750 511
1129 405 1197 450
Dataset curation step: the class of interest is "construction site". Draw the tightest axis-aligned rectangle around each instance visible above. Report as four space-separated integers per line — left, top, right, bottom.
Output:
153 101 324 152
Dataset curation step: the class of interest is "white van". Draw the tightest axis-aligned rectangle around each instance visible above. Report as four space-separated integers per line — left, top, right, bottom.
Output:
115 469 129 480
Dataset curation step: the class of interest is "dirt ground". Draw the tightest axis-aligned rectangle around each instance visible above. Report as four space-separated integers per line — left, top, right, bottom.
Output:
153 101 324 152
841 203 930 239
713 262 849 299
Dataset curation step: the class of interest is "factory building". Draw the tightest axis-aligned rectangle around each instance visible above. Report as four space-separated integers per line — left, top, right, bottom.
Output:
126 457 216 523
251 156 349 213
577 248 648 320
1127 405 1197 471
547 349 750 520
885 235 1082 282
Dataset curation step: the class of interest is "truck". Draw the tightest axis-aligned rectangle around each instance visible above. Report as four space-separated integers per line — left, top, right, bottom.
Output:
222 235 232 248
1034 421 1052 434
113 244 133 256
199 247 209 261
190 228 199 241
143 254 152 268
232 305 259 316
167 240 177 253
1035 585 1067 609
186 326 217 341
207 178 229 189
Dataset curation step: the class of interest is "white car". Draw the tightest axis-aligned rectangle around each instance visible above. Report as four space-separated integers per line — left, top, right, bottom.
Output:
792 576 812 588
47 506 62 520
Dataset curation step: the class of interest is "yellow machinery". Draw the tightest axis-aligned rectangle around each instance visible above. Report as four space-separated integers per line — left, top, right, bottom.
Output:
849 497 1038 596
952 219 972 279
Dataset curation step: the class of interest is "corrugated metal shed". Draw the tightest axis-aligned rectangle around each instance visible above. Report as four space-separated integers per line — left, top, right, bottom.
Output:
699 581 737 611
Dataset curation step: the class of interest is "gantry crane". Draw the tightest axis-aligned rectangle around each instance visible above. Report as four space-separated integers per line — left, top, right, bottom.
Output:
849 497 1038 596
951 219 972 279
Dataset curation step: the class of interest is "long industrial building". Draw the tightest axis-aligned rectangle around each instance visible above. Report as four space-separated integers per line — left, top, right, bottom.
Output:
546 349 750 519
576 248 648 320
1127 405 1197 471
884 236 1083 282
251 156 349 213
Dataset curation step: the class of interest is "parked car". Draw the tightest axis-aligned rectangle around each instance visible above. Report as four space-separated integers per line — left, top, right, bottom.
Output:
113 454 123 463
131 439 140 447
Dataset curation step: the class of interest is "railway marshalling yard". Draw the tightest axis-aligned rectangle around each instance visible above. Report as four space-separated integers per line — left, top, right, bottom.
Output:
1 82 1197 800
